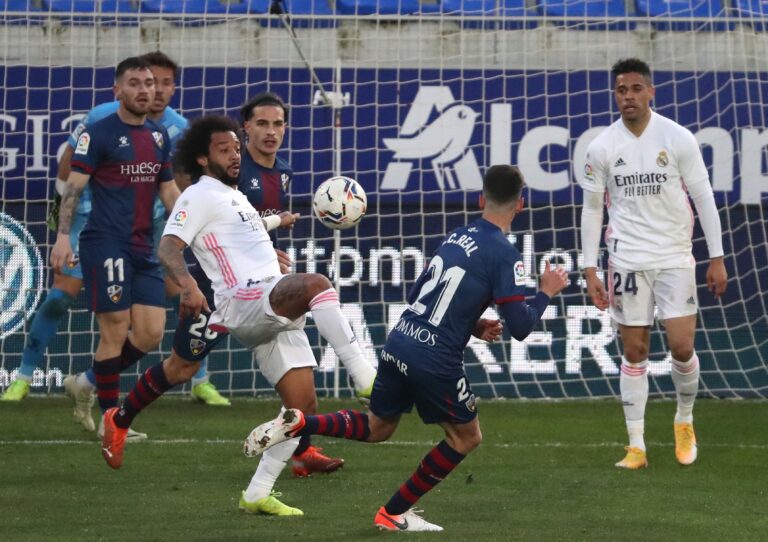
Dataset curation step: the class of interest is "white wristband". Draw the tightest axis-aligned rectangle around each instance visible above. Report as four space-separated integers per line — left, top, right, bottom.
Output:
55 178 68 196
263 214 282 232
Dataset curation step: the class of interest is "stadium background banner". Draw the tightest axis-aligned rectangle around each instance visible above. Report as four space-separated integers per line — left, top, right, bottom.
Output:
1 66 766 399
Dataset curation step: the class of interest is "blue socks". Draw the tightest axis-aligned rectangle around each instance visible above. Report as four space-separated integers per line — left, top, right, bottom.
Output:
18 288 74 379
191 357 209 386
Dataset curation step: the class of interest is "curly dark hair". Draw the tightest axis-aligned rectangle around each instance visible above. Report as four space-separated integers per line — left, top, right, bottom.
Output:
173 115 241 180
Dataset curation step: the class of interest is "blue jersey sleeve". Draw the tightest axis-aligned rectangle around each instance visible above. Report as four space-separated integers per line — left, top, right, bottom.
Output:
498 293 551 342
70 127 102 175
493 245 550 341
493 246 527 304
67 102 120 149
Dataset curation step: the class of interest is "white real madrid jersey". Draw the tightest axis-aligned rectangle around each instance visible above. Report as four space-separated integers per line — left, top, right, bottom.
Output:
163 175 280 306
580 111 709 270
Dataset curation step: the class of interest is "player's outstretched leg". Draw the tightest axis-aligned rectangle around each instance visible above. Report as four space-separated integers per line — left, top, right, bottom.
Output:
63 372 96 432
374 440 465 532
306 286 376 399
244 408 306 457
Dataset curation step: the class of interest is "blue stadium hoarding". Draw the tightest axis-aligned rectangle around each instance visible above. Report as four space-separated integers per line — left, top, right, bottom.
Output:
1 66 767 204
0 66 766 398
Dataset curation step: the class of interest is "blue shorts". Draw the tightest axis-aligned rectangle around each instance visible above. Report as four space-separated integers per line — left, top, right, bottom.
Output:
369 347 478 425
60 212 89 280
173 310 229 362
80 240 165 313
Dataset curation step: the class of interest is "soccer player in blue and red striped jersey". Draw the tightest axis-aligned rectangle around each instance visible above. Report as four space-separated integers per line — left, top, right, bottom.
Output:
243 165 569 531
238 92 376 478
238 93 293 224
50 56 181 433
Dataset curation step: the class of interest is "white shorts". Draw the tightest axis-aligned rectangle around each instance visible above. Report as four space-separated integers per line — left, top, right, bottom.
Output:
214 275 316 387
607 264 698 327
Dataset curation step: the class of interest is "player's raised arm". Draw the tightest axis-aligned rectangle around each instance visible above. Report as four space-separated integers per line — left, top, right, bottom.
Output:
498 261 568 342
50 170 90 273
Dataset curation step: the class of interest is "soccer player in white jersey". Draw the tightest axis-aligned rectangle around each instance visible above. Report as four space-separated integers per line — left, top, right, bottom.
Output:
153 115 375 515
579 58 728 469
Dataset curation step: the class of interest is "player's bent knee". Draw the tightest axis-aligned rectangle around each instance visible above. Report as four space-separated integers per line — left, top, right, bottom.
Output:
304 273 334 296
624 344 649 363
134 327 164 352
671 346 694 362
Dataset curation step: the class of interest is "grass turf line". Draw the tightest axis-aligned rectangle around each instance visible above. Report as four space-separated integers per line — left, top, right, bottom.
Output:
0 397 765 541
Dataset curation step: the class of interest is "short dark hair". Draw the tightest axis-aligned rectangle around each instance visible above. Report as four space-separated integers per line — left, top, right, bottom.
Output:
174 115 241 180
115 56 152 80
611 58 652 85
240 92 289 123
140 50 180 79
483 165 524 205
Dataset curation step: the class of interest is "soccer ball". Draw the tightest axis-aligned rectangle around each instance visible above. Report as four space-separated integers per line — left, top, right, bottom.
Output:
312 176 367 230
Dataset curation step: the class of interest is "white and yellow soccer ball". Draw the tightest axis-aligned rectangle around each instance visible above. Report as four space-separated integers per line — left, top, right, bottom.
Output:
312 176 367 230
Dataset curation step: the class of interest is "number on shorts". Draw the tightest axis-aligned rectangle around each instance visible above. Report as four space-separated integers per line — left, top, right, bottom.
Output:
189 313 218 340
104 257 125 283
408 255 466 326
612 271 638 296
456 377 469 402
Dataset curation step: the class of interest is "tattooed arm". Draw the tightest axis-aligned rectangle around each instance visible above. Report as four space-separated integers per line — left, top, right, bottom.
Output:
50 171 90 273
158 234 208 317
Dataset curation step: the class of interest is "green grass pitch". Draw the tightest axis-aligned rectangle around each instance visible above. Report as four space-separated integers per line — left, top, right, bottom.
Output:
1 397 766 541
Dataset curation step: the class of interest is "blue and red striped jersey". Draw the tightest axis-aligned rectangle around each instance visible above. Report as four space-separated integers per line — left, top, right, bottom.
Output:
237 152 292 216
71 112 173 250
386 218 527 370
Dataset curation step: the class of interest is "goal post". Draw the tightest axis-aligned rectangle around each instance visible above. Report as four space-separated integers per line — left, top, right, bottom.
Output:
0 7 766 399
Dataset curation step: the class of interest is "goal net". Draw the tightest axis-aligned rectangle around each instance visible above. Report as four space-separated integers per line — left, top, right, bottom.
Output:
1 3 766 400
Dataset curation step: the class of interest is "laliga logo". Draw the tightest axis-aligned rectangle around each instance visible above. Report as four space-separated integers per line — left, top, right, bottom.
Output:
381 86 482 191
0 213 44 339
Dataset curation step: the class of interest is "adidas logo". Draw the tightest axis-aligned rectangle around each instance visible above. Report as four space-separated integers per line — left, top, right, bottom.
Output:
232 200 239 206
614 157 626 167
687 296 696 305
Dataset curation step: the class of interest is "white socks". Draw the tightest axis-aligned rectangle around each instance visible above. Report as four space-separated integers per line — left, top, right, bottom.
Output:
671 352 699 424
309 288 376 392
244 437 300 502
77 371 96 392
620 357 649 451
